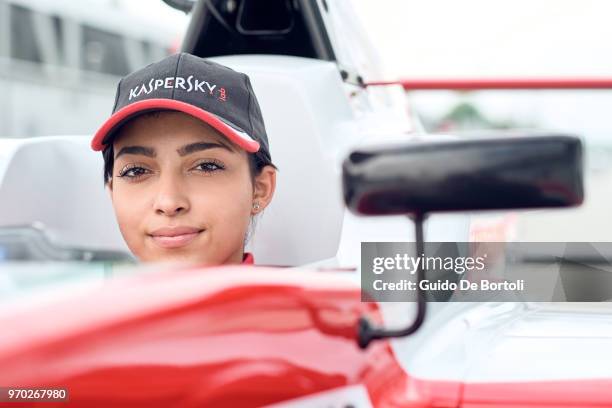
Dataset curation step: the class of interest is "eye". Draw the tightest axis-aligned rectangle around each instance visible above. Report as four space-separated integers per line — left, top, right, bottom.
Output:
193 160 225 173
117 165 151 180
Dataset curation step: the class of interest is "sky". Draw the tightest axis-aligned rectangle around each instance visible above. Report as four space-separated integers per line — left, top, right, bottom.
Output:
350 0 612 142
353 0 612 78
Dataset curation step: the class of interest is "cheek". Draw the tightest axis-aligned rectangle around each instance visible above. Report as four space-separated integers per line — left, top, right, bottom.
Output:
190 175 253 230
110 186 149 254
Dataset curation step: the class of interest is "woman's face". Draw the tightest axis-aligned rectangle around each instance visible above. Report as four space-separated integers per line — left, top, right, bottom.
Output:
107 111 274 265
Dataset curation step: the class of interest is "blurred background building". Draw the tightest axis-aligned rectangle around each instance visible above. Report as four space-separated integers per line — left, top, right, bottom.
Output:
0 0 187 138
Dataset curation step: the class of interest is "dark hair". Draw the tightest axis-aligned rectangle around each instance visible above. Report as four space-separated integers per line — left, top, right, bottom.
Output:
102 113 276 185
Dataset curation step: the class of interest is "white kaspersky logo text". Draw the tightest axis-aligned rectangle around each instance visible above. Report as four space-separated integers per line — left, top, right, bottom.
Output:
129 76 217 100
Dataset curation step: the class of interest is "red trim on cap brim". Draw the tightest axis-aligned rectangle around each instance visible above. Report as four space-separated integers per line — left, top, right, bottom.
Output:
91 98 261 152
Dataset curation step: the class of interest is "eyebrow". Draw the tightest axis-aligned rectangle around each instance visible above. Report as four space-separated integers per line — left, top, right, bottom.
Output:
115 141 234 160
115 145 156 159
176 141 234 156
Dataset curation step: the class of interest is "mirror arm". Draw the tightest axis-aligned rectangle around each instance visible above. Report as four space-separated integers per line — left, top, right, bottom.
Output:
357 213 428 349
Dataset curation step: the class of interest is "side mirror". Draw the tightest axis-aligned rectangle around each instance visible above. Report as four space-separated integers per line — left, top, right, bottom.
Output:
343 135 583 216
342 134 584 348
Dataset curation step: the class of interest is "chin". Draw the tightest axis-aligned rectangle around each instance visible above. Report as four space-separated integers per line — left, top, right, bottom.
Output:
134 248 204 265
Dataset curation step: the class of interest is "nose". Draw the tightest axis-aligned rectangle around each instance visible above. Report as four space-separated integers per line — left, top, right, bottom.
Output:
152 174 190 217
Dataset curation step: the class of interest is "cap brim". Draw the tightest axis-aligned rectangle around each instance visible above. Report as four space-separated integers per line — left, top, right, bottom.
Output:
91 98 260 152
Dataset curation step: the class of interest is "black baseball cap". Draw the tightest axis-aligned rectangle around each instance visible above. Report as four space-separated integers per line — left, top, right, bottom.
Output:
91 52 269 155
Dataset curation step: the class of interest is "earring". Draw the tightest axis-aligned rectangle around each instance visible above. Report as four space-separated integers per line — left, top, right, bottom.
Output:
252 202 260 212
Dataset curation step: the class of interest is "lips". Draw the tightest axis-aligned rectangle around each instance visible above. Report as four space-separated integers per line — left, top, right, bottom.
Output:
148 226 204 249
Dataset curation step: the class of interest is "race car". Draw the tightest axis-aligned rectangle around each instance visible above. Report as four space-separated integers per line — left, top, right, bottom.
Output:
0 0 610 407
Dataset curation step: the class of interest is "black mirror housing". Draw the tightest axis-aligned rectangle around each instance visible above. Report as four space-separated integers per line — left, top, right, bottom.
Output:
343 134 583 216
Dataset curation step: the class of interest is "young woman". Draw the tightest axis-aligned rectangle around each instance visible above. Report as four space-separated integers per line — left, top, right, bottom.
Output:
91 53 276 266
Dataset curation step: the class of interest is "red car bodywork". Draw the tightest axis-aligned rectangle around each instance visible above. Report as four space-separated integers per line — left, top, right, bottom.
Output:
0 265 610 407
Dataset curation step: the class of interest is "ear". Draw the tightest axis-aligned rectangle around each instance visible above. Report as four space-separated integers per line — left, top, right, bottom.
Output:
251 166 276 214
